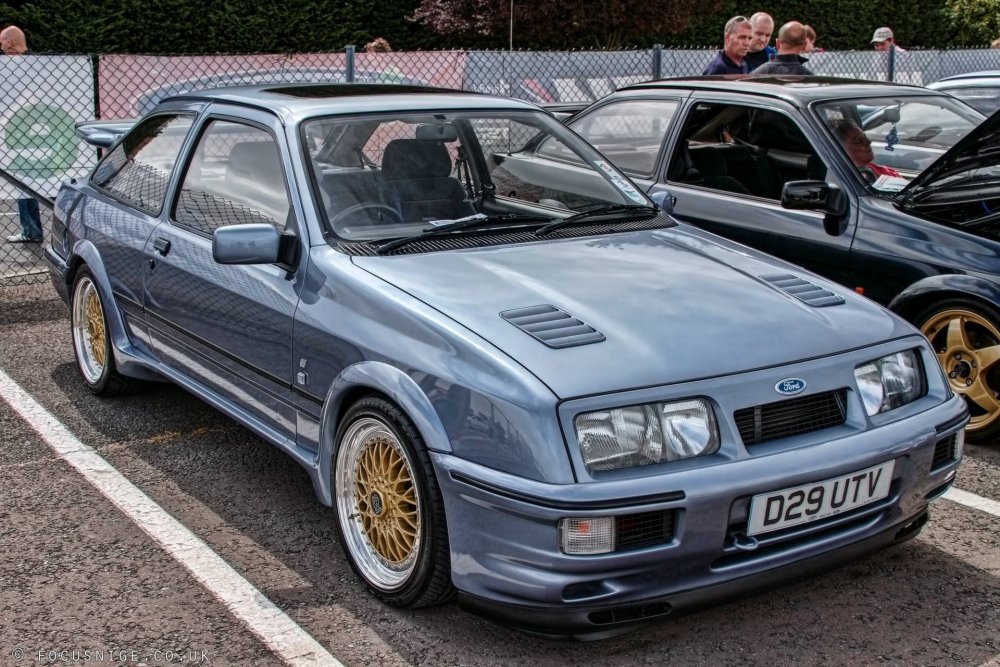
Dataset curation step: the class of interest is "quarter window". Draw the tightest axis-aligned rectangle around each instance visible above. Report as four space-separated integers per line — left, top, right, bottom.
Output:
544 100 678 177
91 114 193 215
174 121 290 236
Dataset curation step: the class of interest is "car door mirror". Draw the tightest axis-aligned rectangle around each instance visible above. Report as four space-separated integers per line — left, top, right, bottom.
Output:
213 224 283 264
649 190 676 214
781 181 848 216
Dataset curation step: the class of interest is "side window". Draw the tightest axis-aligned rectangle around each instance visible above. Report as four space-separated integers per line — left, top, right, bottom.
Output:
669 103 822 200
174 121 290 236
540 100 678 177
92 114 193 215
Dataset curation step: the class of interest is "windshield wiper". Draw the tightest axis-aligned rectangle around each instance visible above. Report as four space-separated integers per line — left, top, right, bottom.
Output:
533 204 659 237
376 213 550 254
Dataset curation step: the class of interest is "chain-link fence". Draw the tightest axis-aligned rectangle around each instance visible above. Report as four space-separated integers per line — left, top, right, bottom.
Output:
5 45 1000 286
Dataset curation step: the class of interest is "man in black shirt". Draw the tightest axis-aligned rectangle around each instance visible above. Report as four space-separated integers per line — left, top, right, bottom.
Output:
752 21 813 75
702 16 753 75
745 12 776 71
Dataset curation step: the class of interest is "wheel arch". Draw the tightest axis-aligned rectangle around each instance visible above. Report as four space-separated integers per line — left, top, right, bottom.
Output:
888 274 1000 325
312 361 452 507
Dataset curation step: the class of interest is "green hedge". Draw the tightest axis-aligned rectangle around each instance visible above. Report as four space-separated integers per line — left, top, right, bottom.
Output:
1 0 993 52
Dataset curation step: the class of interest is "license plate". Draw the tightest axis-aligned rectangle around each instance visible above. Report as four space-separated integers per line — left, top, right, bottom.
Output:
747 460 895 536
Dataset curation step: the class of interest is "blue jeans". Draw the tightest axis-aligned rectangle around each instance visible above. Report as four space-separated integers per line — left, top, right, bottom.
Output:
17 198 42 240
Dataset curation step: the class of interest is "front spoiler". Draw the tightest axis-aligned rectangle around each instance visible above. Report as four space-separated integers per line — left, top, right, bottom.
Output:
457 508 931 640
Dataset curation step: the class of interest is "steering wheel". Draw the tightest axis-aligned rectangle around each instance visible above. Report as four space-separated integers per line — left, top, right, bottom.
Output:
328 202 403 227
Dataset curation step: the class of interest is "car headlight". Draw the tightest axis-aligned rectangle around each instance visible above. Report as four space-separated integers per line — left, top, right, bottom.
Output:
854 349 925 416
574 398 720 471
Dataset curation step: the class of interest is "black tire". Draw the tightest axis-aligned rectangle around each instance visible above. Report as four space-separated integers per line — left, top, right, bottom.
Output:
332 396 455 607
916 299 1000 442
70 267 144 396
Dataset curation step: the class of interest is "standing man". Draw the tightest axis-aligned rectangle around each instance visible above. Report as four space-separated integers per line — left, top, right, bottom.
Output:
745 12 776 72
1 25 43 244
871 27 905 52
751 21 813 75
702 16 754 75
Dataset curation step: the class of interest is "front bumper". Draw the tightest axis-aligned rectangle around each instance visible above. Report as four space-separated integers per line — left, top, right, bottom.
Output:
432 392 966 638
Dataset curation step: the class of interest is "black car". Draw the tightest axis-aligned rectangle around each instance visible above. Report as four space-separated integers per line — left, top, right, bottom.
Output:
537 76 1000 440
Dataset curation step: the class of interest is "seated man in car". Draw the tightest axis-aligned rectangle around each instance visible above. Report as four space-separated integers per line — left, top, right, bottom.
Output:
833 122 901 180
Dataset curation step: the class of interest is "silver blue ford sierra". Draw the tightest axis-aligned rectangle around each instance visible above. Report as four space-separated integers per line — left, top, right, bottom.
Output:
46 84 968 638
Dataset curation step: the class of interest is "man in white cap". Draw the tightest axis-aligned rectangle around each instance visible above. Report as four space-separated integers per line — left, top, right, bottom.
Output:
871 27 904 52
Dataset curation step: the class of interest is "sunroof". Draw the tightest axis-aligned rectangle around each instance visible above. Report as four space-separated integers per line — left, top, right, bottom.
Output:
266 84 461 98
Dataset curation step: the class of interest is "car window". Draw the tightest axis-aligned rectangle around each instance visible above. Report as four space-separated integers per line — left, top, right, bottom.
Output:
668 102 823 200
303 110 650 242
542 100 679 177
173 120 291 236
945 86 1000 116
91 114 194 215
816 96 982 190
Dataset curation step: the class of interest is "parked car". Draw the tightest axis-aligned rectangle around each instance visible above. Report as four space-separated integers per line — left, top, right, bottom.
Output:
544 75 1000 440
927 71 1000 116
46 83 966 638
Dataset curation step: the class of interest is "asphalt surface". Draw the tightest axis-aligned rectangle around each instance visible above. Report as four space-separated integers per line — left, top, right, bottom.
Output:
1 281 997 666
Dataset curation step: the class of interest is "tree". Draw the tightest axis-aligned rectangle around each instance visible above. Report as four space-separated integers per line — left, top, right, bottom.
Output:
411 0 721 49
944 0 1000 46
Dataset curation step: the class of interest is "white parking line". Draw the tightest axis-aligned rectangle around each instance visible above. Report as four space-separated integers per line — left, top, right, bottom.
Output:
944 487 1000 518
0 369 343 667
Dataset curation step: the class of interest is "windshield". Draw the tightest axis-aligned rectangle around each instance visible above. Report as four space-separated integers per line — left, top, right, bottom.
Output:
814 95 983 193
301 110 651 242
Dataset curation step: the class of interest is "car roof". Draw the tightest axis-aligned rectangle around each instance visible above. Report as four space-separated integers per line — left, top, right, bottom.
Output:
934 70 1000 83
163 83 543 119
617 75 943 104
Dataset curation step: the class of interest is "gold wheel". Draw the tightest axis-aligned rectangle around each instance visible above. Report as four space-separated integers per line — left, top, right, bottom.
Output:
336 414 422 591
354 434 419 566
921 307 1000 435
72 274 108 385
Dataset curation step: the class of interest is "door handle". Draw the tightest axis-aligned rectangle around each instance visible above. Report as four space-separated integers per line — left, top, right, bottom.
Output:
153 237 171 256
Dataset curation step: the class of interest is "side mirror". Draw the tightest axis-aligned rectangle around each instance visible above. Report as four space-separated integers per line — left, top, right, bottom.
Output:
213 224 283 264
649 190 676 215
781 180 849 236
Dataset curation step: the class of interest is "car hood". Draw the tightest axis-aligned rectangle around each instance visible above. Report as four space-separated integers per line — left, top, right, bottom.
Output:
353 227 908 399
898 107 1000 206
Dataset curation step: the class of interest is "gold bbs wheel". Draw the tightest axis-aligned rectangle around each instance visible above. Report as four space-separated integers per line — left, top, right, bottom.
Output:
72 272 109 385
920 304 1000 440
336 415 421 590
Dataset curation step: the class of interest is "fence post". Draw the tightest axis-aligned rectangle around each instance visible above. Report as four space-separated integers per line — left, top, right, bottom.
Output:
653 44 663 80
888 44 896 82
345 45 356 83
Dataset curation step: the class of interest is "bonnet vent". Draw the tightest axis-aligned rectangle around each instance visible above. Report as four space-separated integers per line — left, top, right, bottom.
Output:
500 305 606 349
760 274 845 307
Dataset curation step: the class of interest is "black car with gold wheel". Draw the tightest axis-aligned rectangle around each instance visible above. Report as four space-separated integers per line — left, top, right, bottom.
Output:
547 77 1000 441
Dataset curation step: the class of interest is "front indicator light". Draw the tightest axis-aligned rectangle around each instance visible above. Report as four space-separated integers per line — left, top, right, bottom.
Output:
560 517 615 554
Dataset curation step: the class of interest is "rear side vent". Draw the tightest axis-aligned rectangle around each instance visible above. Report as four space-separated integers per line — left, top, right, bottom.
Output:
761 274 845 307
500 305 605 348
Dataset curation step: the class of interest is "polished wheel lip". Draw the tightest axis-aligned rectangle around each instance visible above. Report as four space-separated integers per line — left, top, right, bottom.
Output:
71 276 106 384
336 416 421 591
921 307 1000 432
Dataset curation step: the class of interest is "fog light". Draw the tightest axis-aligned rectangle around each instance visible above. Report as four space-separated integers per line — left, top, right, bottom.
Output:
954 428 965 459
560 517 615 554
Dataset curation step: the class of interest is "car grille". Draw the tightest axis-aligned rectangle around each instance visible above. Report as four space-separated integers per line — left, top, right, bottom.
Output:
616 510 675 551
931 433 958 470
735 389 848 446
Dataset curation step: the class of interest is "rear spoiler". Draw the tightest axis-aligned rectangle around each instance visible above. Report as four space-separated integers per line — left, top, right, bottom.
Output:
75 120 138 148
541 102 588 121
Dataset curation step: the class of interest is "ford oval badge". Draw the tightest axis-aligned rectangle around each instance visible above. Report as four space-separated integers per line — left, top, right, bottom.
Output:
775 378 807 396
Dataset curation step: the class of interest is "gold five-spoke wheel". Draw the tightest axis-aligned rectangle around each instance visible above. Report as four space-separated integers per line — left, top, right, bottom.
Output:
920 305 1000 439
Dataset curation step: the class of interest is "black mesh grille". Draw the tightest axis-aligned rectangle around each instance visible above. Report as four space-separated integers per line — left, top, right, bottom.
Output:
735 389 848 446
616 510 674 551
931 434 958 470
